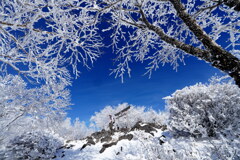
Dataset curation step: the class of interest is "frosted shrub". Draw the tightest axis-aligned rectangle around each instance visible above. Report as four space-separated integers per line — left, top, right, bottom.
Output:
3 132 62 160
165 82 240 137
90 103 167 130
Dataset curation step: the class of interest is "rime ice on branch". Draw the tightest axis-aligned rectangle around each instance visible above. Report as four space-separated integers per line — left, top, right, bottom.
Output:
1 0 240 86
0 0 102 86
92 0 240 86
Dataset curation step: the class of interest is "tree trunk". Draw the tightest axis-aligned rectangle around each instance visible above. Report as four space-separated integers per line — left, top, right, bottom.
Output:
224 0 240 11
168 0 240 87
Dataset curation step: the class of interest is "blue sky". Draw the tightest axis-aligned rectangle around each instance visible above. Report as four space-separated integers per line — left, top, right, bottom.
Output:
67 52 222 122
3 1 229 123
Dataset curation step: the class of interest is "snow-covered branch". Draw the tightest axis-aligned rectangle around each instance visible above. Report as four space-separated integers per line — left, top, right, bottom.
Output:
0 0 103 86
92 0 240 85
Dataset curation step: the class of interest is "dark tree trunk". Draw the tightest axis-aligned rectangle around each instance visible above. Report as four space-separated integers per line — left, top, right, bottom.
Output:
224 0 240 11
167 0 240 87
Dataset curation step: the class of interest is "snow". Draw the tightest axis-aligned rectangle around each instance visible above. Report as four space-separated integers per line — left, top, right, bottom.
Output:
54 128 224 160
1 77 239 159
53 81 240 160
55 129 164 160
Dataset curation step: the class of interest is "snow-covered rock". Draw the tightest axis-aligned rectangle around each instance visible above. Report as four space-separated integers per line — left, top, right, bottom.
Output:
55 122 166 160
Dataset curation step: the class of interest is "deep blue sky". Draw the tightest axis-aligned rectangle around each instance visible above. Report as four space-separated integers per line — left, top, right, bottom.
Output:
66 6 223 122
67 52 222 122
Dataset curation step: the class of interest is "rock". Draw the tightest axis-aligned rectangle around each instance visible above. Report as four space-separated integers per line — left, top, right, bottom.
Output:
148 122 163 129
81 128 117 151
80 144 88 150
91 129 118 143
118 134 133 141
131 121 157 134
119 127 129 133
81 121 165 153
99 142 118 153
99 134 133 153
100 135 112 143
59 144 75 150
91 130 106 140
87 137 95 145
161 125 167 131
91 129 112 142
80 137 96 150
65 140 72 143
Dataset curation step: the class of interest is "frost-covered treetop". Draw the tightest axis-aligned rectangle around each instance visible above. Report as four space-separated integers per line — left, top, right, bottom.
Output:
1 0 239 86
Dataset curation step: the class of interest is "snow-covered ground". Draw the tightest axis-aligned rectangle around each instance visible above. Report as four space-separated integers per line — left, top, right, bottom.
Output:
55 126 226 160
55 129 165 160
1 82 239 160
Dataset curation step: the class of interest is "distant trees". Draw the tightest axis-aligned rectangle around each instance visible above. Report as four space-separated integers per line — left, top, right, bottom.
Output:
90 103 167 130
56 117 93 140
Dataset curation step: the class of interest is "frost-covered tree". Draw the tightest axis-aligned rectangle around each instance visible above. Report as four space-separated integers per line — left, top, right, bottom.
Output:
90 103 167 130
0 75 70 145
165 81 240 137
1 0 239 86
90 0 240 86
